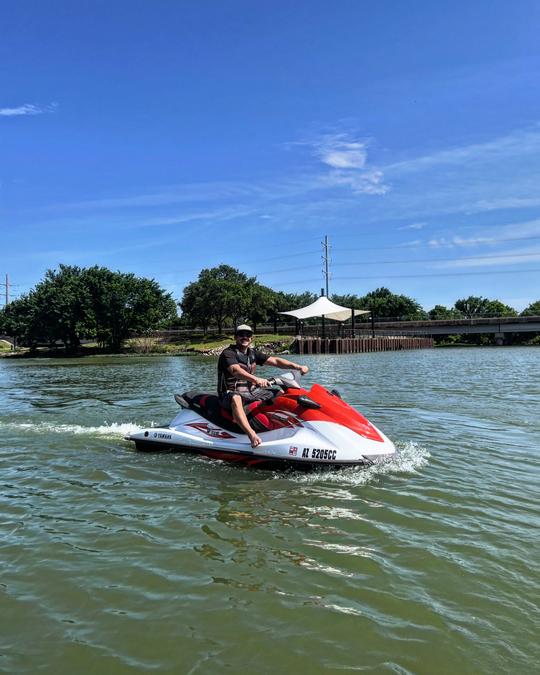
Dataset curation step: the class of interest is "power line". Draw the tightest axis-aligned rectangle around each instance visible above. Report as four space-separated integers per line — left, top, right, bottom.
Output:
331 233 540 253
258 264 320 276
334 268 540 281
176 233 540 279
7 228 539 301
263 266 540 289
331 250 540 267
140 248 321 280
230 248 321 266
256 250 540 279
151 252 540 291
331 222 540 241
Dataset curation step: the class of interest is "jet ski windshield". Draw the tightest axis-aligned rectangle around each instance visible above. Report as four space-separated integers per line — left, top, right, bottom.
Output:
271 370 303 390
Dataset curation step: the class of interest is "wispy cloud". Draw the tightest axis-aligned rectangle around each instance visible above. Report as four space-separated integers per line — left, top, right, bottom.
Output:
437 245 540 268
423 218 540 250
23 204 259 239
305 133 389 195
18 123 540 249
314 134 368 169
399 222 427 231
322 168 389 195
386 125 540 174
395 217 540 272
464 197 540 213
39 181 265 212
0 102 57 117
427 235 496 248
354 125 540 225
130 205 256 229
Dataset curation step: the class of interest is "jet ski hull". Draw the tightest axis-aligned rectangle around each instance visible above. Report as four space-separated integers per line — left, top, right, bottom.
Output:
126 410 396 470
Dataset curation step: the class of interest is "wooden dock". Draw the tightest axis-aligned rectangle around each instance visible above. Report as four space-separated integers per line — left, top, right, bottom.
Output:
294 336 433 355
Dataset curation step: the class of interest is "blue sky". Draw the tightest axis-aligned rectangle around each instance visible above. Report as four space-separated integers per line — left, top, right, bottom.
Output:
1 0 540 311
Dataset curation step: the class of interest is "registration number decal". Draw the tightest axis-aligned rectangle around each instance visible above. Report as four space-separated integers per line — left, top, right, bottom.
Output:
301 447 337 461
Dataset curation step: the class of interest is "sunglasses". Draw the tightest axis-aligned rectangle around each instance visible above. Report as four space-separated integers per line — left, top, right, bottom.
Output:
236 332 252 338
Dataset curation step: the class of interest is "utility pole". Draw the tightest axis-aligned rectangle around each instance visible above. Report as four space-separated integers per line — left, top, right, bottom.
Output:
0 273 9 307
321 235 330 297
320 236 331 341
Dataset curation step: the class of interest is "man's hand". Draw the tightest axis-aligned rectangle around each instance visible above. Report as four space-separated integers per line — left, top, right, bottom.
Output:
297 365 309 375
255 377 270 388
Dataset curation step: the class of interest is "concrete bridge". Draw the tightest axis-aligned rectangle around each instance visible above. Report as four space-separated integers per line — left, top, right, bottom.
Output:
261 315 540 345
370 315 540 345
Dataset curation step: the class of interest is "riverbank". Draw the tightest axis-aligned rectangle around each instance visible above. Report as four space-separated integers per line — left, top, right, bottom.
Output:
2 334 538 359
0 333 296 359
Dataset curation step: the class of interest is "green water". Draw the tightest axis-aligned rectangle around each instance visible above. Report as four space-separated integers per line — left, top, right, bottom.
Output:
0 348 538 674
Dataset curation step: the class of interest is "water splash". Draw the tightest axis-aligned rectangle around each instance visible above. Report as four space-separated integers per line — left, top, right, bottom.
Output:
292 440 430 486
388 440 431 473
0 421 141 437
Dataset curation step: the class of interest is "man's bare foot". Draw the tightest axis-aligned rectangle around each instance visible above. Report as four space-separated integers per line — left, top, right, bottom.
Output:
250 434 262 448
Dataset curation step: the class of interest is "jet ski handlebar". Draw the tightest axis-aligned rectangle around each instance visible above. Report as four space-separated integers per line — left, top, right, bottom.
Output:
267 370 303 391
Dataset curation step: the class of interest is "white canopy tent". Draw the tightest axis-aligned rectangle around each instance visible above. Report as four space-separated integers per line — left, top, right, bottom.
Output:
279 296 370 322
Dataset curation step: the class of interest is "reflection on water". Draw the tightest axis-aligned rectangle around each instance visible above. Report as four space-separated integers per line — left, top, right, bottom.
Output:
0 349 539 674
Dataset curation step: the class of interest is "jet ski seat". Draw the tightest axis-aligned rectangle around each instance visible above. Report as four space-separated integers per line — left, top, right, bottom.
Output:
179 390 274 434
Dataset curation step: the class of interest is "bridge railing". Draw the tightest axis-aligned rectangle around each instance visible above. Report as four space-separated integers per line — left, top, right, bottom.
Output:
152 315 540 338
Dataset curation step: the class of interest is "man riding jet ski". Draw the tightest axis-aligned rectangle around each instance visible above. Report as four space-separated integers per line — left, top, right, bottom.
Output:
217 324 309 448
124 370 396 470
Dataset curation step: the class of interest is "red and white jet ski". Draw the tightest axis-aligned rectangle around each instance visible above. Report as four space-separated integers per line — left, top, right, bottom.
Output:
125 372 395 469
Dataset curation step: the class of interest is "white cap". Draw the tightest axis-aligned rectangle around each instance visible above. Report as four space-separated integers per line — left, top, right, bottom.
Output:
235 324 253 334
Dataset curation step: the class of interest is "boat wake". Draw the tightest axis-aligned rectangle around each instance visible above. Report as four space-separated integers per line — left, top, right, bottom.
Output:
1 421 142 437
1 420 429 484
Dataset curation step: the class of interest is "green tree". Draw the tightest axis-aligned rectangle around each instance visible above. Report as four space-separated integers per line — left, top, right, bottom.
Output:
0 266 90 352
84 267 177 351
0 266 176 352
521 300 540 316
0 293 41 348
428 304 463 320
454 296 489 317
246 283 278 332
454 296 517 318
180 279 211 334
331 294 365 309
358 287 426 320
484 300 517 317
33 265 91 351
180 265 254 334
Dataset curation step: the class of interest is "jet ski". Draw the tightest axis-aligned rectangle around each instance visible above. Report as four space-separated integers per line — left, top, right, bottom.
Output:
125 372 396 469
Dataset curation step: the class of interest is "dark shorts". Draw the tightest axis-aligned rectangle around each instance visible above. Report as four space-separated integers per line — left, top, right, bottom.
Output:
219 387 274 410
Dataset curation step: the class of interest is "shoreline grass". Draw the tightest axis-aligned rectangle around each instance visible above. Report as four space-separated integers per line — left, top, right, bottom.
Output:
0 334 296 359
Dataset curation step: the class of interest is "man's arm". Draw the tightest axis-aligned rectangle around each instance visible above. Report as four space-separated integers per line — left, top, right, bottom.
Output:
265 356 309 375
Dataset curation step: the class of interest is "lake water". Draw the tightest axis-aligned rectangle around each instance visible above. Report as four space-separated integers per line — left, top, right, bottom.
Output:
0 348 538 674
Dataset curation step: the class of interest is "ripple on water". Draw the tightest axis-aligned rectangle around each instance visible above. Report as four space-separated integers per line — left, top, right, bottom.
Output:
0 349 539 673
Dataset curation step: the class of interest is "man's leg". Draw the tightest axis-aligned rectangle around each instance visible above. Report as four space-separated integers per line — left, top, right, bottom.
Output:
230 394 262 448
